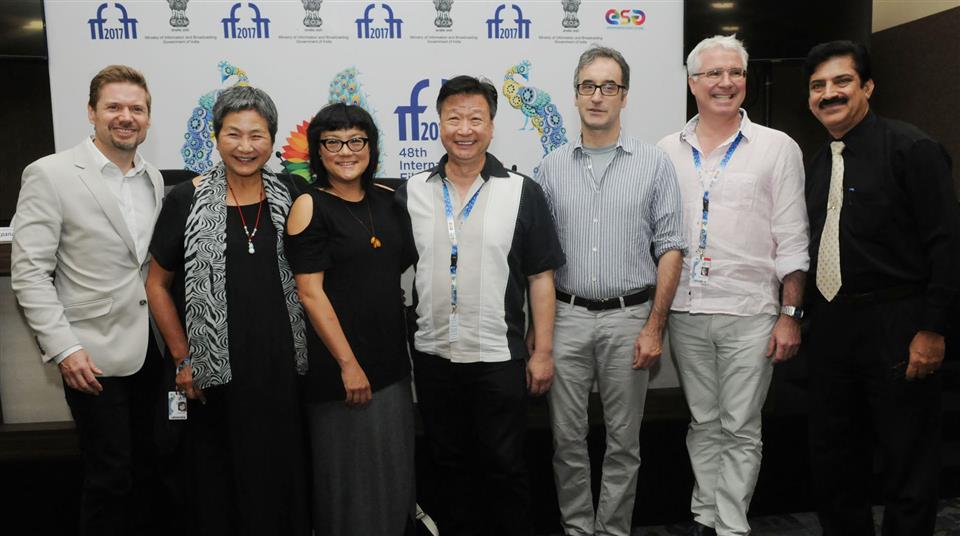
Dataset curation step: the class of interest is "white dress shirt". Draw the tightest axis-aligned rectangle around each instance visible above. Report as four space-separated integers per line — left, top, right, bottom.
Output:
658 111 809 316
86 137 155 263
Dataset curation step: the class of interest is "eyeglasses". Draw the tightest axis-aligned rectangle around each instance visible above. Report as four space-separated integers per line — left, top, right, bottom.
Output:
576 82 627 96
690 67 747 81
319 137 369 153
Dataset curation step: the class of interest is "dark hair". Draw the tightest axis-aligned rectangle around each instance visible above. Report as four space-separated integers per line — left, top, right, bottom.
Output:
212 85 279 142
436 75 498 119
803 40 872 84
575 46 630 90
306 103 380 190
89 64 151 112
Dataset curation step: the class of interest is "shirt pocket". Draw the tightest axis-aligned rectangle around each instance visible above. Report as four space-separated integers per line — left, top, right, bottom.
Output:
718 172 760 212
842 188 890 236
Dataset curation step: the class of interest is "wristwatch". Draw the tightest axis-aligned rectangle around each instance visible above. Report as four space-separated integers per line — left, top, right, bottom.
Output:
780 305 804 320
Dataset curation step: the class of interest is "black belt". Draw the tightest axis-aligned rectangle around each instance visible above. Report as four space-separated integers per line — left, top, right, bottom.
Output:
556 289 651 311
828 284 922 305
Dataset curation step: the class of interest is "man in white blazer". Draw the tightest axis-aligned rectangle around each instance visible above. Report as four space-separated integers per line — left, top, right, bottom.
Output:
11 65 166 535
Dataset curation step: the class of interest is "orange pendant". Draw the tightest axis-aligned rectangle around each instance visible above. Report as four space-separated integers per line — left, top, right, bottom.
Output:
370 236 382 249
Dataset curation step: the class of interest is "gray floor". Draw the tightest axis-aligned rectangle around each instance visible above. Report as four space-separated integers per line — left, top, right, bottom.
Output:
546 498 960 535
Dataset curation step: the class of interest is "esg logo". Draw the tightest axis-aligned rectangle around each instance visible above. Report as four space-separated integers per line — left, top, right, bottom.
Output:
394 79 448 141
605 9 646 26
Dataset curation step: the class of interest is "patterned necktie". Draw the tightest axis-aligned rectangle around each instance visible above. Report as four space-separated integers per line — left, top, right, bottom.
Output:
816 141 845 301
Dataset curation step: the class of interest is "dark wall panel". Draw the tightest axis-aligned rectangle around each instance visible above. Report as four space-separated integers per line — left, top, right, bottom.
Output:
0 58 55 225
683 0 873 169
872 7 960 197
684 0 872 61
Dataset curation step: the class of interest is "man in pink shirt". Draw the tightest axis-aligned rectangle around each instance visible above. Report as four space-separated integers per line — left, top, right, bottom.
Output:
657 35 809 536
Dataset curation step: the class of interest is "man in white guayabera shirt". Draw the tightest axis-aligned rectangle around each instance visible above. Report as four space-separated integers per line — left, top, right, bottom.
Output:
657 35 809 536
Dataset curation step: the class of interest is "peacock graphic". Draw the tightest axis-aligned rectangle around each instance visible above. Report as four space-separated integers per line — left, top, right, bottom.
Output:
180 61 250 174
502 60 567 156
278 67 383 182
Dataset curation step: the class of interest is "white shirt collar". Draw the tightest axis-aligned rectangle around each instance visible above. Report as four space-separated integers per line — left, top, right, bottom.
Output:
679 109 754 149
86 136 146 177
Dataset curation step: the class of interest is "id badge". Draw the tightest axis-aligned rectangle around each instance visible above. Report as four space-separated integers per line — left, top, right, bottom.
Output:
448 313 459 342
691 256 712 283
168 391 188 420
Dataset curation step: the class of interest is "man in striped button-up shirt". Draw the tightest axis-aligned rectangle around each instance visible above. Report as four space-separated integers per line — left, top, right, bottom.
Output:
533 46 686 536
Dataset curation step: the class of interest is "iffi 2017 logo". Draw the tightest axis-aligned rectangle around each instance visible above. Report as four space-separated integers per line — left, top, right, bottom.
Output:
395 79 450 141
356 3 403 39
88 3 138 40
222 2 271 39
487 4 531 39
605 9 646 27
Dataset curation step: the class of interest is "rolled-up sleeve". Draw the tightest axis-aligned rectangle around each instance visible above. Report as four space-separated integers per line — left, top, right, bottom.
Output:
649 150 687 259
770 138 810 281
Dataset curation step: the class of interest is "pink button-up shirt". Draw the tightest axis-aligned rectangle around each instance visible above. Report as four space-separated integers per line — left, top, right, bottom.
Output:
658 111 809 316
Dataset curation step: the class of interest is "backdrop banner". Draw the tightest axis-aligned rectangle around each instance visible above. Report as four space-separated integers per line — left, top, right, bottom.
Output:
44 0 685 180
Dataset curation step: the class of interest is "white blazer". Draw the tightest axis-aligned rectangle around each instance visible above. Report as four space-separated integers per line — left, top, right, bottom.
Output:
11 140 164 377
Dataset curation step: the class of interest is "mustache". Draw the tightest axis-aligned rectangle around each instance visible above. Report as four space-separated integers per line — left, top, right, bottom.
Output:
819 96 848 108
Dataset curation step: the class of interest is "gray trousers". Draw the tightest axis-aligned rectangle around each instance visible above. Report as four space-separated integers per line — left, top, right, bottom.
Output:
306 376 416 536
548 301 651 536
669 312 777 536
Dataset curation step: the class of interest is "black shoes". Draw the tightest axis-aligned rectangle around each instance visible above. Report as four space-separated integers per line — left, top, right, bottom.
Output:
686 521 717 536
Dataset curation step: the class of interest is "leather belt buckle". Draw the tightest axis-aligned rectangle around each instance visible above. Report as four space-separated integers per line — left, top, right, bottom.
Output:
586 298 607 311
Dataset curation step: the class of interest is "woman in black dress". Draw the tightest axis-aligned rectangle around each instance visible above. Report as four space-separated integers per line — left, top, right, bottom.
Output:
145 86 309 536
285 103 415 535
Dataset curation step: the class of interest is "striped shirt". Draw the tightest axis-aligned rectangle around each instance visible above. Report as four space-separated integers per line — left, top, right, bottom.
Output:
534 132 686 300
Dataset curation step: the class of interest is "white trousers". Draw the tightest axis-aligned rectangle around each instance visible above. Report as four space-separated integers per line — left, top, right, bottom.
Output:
668 312 777 536
548 301 651 536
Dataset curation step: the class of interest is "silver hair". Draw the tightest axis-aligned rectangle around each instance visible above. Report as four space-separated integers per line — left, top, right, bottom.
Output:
686 34 749 76
212 85 279 141
574 45 630 91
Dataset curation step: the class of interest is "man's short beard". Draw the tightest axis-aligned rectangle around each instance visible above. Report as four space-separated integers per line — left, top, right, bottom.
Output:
111 138 139 151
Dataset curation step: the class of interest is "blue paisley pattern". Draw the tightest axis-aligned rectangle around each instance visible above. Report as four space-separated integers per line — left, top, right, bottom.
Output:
183 162 308 390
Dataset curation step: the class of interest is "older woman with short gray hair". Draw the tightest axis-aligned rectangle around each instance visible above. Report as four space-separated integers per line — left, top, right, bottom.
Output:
146 85 310 535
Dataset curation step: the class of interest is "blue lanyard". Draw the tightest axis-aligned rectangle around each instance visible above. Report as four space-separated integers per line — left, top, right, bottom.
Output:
442 179 484 312
691 132 743 258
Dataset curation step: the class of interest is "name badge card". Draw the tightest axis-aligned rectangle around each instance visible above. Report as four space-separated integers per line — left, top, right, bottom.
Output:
168 391 188 420
691 256 712 283
448 313 459 342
